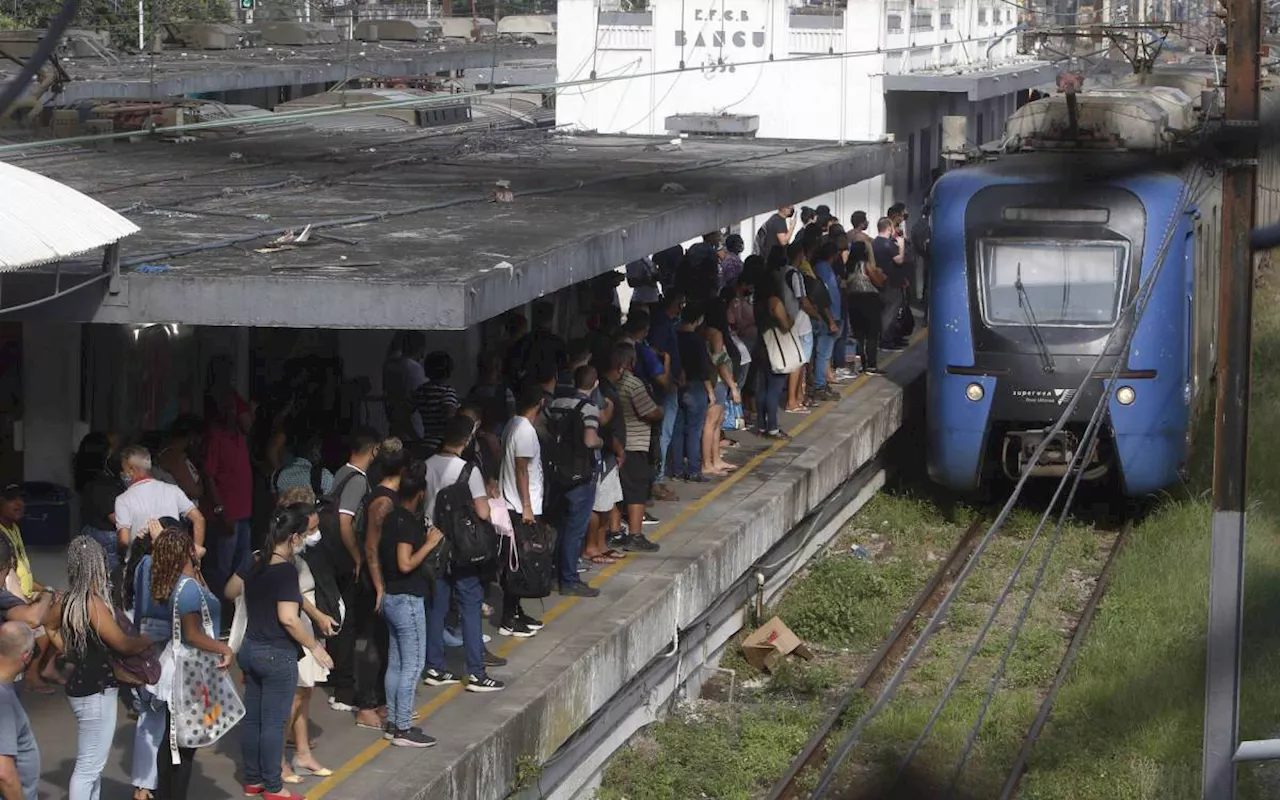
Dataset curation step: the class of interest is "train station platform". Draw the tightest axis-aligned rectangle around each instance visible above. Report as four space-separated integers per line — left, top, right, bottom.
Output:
23 339 926 800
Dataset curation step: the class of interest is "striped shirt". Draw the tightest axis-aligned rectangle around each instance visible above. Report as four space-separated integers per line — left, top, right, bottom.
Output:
617 371 658 452
412 379 459 454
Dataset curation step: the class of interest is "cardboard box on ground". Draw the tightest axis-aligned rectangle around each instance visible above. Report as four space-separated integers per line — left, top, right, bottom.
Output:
741 617 813 672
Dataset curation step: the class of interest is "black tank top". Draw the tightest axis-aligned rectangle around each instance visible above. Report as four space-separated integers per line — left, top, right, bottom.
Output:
365 486 399 544
66 627 118 698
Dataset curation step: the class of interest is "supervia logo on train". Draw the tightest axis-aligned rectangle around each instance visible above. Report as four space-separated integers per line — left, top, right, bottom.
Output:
1011 389 1078 406
675 7 766 49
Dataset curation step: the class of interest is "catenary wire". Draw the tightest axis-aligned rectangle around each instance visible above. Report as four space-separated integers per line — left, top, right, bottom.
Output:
891 160 1211 795
806 155 1212 797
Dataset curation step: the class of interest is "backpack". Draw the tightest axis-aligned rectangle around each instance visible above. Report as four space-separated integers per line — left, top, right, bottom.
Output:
317 471 365 574
543 398 595 491
272 461 326 497
500 518 556 599
432 462 496 569
803 270 832 313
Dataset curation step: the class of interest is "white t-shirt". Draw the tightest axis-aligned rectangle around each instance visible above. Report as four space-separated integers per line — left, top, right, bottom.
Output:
423 454 487 522
500 416 544 517
114 478 196 539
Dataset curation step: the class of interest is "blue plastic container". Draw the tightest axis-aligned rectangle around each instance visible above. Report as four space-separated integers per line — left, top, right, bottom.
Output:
19 482 72 547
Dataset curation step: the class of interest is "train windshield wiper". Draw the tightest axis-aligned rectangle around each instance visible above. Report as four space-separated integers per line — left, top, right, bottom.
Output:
1015 264 1056 374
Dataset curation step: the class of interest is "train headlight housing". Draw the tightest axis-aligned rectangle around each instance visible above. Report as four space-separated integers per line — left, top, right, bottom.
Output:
965 383 984 402
1116 386 1136 406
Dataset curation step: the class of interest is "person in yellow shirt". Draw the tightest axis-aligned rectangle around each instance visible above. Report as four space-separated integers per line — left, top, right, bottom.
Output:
0 485 61 692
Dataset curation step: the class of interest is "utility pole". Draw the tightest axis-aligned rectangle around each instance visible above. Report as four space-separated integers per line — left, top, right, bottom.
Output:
1202 0 1261 790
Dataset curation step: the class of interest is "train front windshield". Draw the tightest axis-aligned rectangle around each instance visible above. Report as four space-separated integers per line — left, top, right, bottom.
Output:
977 239 1127 328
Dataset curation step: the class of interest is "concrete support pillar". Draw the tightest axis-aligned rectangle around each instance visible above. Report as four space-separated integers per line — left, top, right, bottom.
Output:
234 327 251 400
21 322 81 487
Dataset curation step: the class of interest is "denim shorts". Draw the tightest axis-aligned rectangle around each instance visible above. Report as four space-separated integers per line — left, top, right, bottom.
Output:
798 332 814 365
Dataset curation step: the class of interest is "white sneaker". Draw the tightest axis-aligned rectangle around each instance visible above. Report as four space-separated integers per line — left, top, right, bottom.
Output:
328 697 356 713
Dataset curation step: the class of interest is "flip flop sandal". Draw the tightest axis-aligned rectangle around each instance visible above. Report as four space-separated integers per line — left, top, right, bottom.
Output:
604 549 627 559
589 554 619 565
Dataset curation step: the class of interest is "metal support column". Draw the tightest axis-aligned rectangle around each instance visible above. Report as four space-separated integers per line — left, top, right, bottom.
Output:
1202 0 1261 791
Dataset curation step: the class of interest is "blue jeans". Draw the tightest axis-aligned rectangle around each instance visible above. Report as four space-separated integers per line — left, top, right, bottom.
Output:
69 688 117 800
557 481 597 585
382 593 426 731
814 330 835 389
757 370 787 433
426 572 485 679
82 525 118 575
213 519 252 602
656 390 680 482
672 387 709 477
833 313 850 370
238 639 299 793
130 620 169 791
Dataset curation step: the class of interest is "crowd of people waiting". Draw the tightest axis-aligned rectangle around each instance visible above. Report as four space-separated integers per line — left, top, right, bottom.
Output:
0 200 924 800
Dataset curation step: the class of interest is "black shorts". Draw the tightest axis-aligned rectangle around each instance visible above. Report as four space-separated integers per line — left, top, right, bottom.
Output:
619 451 652 506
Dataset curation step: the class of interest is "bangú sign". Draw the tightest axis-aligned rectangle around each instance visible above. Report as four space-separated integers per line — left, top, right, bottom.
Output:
674 7 766 49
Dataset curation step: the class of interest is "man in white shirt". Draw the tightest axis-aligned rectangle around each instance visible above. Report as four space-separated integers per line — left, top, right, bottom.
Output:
421 417 505 693
497 383 547 638
113 445 205 555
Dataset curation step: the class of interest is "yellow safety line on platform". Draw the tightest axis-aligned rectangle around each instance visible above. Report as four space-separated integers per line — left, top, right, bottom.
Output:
307 332 926 798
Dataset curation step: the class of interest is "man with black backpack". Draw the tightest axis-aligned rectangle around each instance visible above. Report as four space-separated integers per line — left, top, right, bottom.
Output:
544 366 604 598
422 417 506 693
321 427 379 716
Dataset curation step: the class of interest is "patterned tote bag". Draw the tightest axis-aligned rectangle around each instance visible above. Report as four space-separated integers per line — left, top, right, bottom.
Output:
157 576 245 763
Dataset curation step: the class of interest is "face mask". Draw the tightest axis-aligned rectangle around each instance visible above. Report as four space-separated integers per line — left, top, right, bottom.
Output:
301 530 322 550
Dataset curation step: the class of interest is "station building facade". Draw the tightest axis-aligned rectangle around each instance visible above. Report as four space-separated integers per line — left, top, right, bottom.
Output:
555 0 1057 227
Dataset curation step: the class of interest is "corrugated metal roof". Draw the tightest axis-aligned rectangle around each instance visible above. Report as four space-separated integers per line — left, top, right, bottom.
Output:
0 159 140 272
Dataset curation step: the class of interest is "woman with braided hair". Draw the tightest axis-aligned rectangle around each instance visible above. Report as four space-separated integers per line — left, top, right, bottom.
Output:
45 535 153 800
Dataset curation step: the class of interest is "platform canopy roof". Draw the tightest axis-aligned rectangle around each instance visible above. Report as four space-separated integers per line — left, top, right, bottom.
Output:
0 160 139 272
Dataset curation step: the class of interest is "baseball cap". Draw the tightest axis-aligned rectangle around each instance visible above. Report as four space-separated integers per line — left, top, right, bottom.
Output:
0 484 20 501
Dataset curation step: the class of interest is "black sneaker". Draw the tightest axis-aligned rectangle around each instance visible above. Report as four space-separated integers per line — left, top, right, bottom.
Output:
384 723 423 741
498 618 537 638
606 530 626 550
484 648 508 668
623 533 660 552
643 512 660 525
560 581 601 597
390 728 437 748
423 668 460 686
517 610 545 631
466 674 506 693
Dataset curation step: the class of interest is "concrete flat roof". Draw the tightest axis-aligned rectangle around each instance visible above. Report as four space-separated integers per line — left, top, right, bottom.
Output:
7 41 555 103
884 60 1057 101
0 127 897 329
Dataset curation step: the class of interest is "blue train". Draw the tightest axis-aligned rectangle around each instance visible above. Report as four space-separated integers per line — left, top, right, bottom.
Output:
925 64 1241 497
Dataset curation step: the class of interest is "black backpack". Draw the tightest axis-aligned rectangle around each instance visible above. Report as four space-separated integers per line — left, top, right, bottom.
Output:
317 471 365 574
500 518 555 599
543 398 595 490
432 462 496 569
802 270 832 312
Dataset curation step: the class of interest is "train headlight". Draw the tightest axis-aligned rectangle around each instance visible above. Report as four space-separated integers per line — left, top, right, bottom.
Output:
965 383 984 402
1116 386 1136 406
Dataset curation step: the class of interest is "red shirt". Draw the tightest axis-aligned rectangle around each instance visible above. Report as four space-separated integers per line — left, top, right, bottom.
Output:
204 422 253 521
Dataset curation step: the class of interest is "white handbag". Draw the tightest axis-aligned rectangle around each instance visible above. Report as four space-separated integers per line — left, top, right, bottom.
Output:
762 327 804 375
227 594 247 654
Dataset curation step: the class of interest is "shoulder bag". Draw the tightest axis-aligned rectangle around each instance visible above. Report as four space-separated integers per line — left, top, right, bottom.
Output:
762 326 804 375
152 576 245 764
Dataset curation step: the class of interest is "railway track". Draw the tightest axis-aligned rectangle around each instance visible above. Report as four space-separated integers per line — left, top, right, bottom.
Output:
767 514 1134 800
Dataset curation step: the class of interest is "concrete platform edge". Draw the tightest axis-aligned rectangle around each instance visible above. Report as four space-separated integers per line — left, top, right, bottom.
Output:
351 346 926 800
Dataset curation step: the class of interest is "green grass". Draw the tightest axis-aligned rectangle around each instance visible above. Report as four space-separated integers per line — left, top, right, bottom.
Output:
596 494 976 800
1019 270 1280 800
